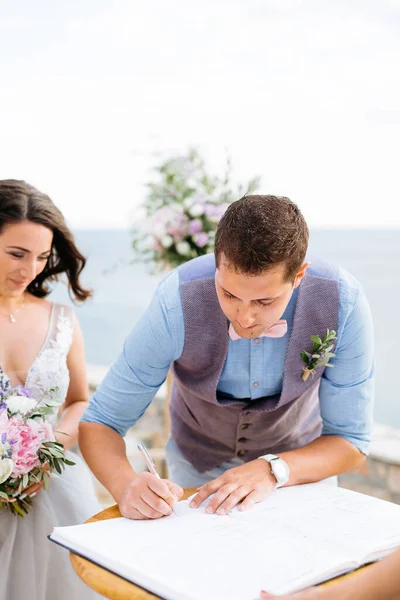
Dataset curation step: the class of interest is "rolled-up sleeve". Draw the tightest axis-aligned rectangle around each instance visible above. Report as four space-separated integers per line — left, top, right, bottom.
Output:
81 270 184 437
319 272 374 455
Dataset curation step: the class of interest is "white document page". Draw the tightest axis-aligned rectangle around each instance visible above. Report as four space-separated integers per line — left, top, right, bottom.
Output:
51 483 400 600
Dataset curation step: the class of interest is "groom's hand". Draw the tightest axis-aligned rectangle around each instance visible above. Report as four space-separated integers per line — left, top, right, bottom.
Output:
190 459 276 515
117 472 183 520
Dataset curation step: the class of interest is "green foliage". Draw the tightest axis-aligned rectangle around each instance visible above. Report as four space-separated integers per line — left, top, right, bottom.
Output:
300 329 337 372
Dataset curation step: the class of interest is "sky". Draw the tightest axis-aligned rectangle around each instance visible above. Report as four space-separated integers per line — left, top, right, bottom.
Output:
0 0 399 229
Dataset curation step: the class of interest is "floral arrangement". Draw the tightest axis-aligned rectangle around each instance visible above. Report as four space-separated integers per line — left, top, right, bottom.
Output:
132 148 260 270
0 370 74 517
300 330 337 381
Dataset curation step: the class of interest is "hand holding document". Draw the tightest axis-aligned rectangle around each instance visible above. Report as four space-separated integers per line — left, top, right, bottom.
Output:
117 444 183 520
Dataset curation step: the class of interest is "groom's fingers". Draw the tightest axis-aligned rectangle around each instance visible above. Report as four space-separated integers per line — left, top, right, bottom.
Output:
135 494 167 519
120 502 161 520
119 472 178 519
140 486 174 516
166 480 184 503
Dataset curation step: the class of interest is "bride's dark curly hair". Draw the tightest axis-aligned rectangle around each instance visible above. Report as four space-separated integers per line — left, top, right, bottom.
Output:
0 180 92 302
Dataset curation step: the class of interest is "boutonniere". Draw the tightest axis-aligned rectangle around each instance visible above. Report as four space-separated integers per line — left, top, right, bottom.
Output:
300 329 337 381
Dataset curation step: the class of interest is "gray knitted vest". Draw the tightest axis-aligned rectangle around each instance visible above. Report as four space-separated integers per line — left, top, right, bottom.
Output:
170 254 339 472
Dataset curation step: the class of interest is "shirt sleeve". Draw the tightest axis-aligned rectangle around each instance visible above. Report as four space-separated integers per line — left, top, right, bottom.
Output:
81 269 185 437
319 272 374 455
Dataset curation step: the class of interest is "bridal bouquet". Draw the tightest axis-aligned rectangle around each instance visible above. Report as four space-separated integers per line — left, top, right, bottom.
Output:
0 372 74 517
132 148 260 271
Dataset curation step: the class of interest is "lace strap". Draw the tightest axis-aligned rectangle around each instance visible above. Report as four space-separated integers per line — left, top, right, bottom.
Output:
49 302 75 357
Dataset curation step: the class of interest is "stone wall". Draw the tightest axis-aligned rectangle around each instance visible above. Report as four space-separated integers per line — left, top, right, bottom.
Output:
339 424 400 504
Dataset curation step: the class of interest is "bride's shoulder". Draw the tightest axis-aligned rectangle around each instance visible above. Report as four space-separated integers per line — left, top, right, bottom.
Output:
29 296 75 323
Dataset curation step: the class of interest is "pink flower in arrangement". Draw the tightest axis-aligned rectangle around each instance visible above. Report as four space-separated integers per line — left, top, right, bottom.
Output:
6 416 42 477
188 219 202 235
166 213 189 241
193 232 209 248
153 239 163 252
191 194 206 205
204 203 218 217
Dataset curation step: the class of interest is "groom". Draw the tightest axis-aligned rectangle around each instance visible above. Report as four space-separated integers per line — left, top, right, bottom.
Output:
80 195 374 519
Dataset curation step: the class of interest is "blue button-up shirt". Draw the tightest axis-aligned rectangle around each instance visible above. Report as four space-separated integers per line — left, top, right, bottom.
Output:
82 266 374 454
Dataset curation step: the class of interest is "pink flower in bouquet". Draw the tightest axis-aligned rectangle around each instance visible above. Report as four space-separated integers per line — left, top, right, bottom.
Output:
6 416 42 477
193 232 209 248
37 420 55 444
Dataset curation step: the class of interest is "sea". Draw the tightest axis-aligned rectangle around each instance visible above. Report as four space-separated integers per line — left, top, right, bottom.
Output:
49 229 400 428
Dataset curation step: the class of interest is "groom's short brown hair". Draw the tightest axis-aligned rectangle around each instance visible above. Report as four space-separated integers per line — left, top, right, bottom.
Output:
214 195 309 282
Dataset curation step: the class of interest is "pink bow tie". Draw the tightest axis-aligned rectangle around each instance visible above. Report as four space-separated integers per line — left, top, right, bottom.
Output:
229 320 287 341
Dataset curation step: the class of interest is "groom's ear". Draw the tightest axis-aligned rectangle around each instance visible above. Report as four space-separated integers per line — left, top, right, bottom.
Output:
293 262 311 289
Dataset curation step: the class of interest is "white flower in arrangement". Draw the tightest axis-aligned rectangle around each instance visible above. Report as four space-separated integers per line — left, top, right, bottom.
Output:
183 197 195 209
131 148 260 270
135 237 154 252
176 241 192 256
189 204 205 217
153 222 166 237
0 457 13 484
160 234 174 249
5 395 37 415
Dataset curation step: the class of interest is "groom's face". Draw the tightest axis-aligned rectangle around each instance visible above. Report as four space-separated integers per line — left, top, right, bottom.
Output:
215 255 308 339
0 221 53 297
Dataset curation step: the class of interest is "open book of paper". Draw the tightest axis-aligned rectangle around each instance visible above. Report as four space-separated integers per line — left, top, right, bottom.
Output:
50 483 400 600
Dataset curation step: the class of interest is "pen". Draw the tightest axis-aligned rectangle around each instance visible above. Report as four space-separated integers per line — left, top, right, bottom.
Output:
137 443 178 516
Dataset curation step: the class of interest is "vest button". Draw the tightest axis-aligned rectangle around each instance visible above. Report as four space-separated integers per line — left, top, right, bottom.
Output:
240 423 250 430
237 450 247 457
253 381 259 388
253 338 260 344
238 437 248 443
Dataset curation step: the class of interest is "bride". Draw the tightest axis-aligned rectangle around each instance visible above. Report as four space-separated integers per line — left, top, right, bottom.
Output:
0 180 102 599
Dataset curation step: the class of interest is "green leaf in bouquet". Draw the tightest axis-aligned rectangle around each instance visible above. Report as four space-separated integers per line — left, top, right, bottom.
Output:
64 459 76 466
0 491 9 500
43 471 50 492
31 471 42 483
10 501 26 517
22 473 29 489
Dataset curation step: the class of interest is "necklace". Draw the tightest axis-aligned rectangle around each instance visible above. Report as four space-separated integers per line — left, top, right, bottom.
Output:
0 297 26 323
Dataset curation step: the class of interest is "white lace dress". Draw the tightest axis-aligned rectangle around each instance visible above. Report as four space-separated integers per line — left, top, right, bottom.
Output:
0 302 103 600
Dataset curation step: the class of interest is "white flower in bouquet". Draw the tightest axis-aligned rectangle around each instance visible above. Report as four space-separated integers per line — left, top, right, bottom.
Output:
176 241 192 256
0 457 13 485
5 395 37 415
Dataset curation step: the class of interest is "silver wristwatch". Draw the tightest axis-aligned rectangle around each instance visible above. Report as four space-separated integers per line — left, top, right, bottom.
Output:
258 454 290 488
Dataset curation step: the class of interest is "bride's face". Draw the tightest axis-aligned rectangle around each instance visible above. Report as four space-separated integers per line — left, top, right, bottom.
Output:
0 220 53 297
